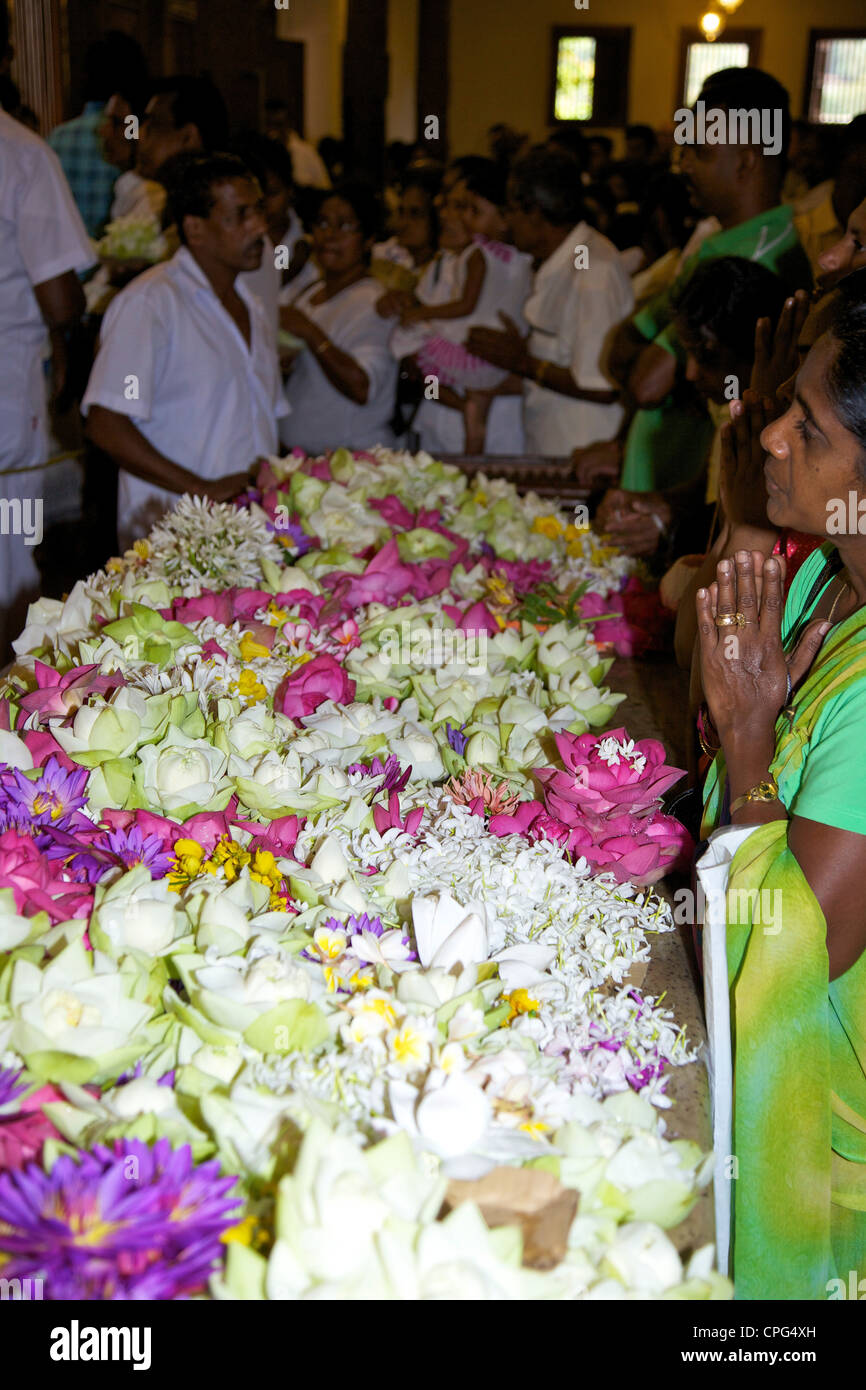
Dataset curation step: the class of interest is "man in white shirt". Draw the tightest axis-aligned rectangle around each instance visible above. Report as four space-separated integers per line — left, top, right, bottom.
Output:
466 144 633 456
0 108 95 653
83 154 288 549
264 100 330 190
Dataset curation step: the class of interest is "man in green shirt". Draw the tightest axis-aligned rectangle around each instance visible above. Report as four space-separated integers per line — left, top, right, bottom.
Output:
598 68 812 552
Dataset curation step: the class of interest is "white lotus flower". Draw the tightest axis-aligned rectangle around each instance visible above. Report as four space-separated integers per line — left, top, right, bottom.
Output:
135 724 230 812
3 943 152 1059
411 891 489 970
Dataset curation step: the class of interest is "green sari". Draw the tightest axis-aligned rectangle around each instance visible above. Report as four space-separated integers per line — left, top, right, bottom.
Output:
702 543 866 1299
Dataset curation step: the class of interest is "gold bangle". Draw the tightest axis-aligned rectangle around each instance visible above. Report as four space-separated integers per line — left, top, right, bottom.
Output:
535 358 552 386
730 777 779 814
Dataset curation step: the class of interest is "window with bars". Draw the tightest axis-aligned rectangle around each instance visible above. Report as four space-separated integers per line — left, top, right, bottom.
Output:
684 43 750 107
677 30 762 111
553 37 596 121
806 32 866 124
548 27 632 127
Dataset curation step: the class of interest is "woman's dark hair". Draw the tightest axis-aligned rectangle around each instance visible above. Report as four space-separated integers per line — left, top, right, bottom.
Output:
672 256 790 364
456 155 507 209
400 165 442 242
163 153 254 244
826 270 866 464
509 144 585 227
147 75 229 153
229 132 294 190
320 182 383 243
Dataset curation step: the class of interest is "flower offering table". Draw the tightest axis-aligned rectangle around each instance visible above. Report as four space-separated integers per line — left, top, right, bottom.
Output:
0 447 725 1300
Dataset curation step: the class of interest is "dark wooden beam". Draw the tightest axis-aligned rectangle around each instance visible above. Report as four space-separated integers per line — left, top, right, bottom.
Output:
342 0 388 183
416 0 449 160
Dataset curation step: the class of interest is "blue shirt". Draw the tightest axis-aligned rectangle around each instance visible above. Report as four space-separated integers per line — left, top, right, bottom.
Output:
47 101 119 237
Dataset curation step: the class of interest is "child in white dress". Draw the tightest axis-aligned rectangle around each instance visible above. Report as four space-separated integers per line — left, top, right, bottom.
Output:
390 161 531 454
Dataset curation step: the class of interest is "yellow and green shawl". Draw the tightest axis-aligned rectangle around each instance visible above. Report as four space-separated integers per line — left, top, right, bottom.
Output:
702 552 866 1299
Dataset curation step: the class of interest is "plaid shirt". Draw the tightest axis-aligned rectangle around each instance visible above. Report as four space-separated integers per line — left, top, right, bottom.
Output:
47 102 119 237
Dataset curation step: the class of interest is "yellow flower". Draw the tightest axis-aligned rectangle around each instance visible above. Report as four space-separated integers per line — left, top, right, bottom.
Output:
168 837 206 892
532 515 564 539
564 523 589 541
236 669 267 703
473 490 487 506
518 1119 550 1140
239 632 270 662
267 602 289 627
484 574 515 609
221 1215 269 1250
390 1022 431 1070
106 557 125 574
504 987 540 1024
313 926 348 961
133 538 151 560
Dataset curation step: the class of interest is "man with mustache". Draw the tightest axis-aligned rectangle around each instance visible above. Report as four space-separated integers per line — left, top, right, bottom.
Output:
83 154 287 550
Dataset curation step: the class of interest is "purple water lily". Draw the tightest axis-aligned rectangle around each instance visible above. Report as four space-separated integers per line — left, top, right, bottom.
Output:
3 757 89 831
445 722 468 756
346 754 410 795
0 1064 29 1110
0 1137 242 1300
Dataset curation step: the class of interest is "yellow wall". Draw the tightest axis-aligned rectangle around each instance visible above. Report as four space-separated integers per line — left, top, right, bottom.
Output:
276 0 347 141
447 0 866 155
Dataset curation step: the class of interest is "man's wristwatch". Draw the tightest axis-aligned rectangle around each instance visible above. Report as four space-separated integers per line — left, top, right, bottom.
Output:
730 776 779 814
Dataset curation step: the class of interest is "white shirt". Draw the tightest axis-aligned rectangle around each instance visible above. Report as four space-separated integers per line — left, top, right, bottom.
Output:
110 169 165 223
287 131 330 189
522 221 634 455
0 110 94 471
82 246 288 546
280 276 398 454
241 235 280 339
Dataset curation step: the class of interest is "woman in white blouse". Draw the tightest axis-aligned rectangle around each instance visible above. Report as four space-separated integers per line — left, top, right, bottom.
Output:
278 184 399 454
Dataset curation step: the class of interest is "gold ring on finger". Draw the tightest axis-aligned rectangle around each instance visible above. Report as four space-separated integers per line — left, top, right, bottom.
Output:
714 613 738 628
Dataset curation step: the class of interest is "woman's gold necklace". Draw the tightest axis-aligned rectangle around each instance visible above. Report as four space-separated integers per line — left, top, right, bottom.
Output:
782 578 851 729
827 578 851 626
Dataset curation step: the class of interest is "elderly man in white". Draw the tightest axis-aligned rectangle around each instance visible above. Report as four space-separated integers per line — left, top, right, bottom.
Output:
0 106 95 655
467 144 634 456
83 153 288 549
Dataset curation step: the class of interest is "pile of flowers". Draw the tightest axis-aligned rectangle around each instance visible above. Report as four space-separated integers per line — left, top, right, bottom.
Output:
0 447 724 1300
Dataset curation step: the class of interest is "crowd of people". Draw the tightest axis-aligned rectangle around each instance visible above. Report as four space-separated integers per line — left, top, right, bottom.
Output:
4 24 866 1299
5 37 866 639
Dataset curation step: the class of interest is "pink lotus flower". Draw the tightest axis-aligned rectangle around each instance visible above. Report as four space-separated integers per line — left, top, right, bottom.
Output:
231 812 304 858
483 556 552 595
274 655 355 720
201 639 228 660
372 793 424 838
536 728 684 819
162 590 236 627
370 494 415 530
21 730 80 772
17 663 125 720
101 807 182 851
487 799 545 837
0 829 93 921
441 601 500 636
0 1084 64 1173
578 579 671 658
